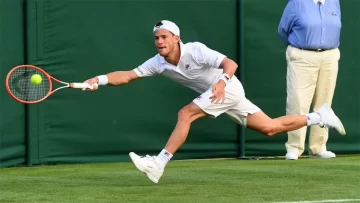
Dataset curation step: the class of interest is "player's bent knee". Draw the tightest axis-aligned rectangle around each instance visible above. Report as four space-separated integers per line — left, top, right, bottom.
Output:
260 121 282 136
255 126 276 136
177 103 207 124
262 127 277 136
177 108 192 124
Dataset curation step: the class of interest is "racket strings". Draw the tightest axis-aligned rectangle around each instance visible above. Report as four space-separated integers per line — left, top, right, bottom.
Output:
8 68 50 102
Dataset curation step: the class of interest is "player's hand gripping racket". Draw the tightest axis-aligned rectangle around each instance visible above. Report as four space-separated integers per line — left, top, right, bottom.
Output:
5 65 97 104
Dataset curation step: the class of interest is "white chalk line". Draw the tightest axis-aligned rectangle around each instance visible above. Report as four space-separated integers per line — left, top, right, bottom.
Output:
273 199 360 203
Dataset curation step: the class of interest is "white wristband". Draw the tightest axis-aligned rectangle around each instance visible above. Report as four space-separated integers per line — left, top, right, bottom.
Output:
97 75 108 85
219 73 231 85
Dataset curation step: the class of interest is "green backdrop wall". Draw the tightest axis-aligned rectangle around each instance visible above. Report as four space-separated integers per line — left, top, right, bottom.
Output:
0 0 359 168
0 0 26 167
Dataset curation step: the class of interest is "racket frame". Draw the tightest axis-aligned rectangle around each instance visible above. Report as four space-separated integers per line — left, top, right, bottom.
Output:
5 64 93 104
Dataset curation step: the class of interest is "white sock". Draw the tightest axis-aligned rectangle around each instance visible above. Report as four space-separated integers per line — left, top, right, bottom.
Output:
305 112 322 126
156 149 173 169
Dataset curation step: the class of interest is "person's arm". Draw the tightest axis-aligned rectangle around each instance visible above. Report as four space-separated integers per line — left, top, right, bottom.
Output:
194 42 238 103
84 56 159 91
194 42 237 85
278 0 297 45
217 57 238 85
95 70 139 86
336 0 341 20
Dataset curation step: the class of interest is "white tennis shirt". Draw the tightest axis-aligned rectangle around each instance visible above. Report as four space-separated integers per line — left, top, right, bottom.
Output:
133 42 227 93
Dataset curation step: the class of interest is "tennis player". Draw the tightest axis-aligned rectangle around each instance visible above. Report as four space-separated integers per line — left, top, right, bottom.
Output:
83 20 346 184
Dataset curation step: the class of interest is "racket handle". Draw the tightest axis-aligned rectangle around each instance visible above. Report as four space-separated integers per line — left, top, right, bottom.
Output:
70 82 97 90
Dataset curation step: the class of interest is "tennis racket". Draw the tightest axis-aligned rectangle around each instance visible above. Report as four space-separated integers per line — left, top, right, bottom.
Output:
5 64 97 104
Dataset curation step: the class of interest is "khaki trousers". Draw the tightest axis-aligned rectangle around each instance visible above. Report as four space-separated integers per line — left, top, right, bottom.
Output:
285 45 340 156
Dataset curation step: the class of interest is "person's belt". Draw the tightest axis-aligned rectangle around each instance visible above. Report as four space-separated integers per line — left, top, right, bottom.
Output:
290 45 328 52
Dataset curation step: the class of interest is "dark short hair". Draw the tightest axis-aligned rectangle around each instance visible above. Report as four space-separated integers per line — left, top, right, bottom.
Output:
154 21 175 36
155 21 163 28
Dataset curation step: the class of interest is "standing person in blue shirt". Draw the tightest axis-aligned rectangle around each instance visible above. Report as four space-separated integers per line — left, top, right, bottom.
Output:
278 0 343 160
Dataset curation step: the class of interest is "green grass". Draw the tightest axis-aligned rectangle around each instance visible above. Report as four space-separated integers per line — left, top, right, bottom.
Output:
1 155 360 203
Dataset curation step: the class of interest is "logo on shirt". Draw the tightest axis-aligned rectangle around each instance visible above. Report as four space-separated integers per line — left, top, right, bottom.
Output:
185 64 190 70
331 12 337 16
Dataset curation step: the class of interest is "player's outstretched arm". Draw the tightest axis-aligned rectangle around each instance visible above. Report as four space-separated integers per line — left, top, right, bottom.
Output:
83 70 139 91
100 70 139 86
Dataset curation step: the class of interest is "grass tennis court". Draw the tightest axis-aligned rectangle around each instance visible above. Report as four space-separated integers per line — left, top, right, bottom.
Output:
1 155 360 203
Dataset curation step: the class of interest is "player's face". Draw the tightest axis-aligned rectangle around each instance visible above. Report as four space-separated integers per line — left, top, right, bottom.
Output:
154 29 179 57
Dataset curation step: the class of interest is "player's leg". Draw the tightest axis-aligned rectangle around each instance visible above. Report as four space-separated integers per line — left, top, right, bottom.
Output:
246 105 345 137
226 98 308 136
129 101 207 183
226 96 345 139
308 48 340 158
163 102 207 154
129 86 237 183
246 111 307 136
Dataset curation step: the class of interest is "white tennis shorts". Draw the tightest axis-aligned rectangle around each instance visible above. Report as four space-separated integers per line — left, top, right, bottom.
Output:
193 76 261 127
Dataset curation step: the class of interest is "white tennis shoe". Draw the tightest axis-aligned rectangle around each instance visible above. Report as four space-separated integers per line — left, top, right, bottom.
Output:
316 104 346 135
129 152 164 184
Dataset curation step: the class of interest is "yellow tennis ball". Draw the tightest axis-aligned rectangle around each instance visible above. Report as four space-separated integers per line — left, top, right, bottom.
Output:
31 74 42 85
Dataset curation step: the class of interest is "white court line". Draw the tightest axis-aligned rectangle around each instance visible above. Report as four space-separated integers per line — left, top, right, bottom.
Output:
273 199 360 203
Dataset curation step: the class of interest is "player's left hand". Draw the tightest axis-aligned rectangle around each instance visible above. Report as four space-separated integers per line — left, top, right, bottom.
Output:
210 80 226 104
